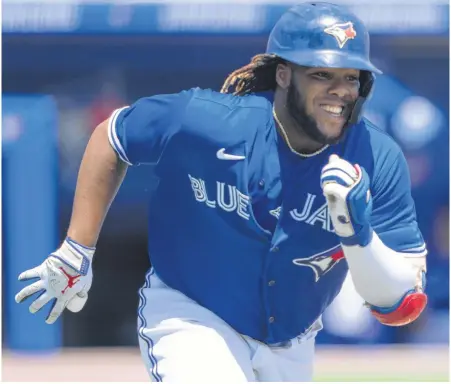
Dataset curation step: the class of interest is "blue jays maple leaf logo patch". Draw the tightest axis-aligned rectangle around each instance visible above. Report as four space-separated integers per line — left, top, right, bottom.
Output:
324 21 357 49
292 244 345 282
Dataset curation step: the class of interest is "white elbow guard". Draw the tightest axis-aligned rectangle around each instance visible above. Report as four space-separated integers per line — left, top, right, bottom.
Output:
342 232 427 326
369 269 427 327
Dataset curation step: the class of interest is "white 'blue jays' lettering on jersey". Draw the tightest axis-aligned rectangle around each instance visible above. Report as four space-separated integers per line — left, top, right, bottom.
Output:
108 88 426 344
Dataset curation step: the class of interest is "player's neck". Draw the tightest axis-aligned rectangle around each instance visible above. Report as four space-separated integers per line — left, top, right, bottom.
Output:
272 104 326 157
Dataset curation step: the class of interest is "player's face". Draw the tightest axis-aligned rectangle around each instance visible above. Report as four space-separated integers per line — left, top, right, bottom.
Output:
287 66 360 145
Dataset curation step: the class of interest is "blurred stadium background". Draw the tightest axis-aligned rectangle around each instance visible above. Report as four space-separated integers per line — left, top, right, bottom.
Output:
2 0 449 381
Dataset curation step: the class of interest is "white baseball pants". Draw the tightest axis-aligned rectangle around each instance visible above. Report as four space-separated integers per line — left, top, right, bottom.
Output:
137 268 319 382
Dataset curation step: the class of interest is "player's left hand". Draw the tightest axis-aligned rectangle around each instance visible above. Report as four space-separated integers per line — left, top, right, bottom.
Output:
321 154 373 247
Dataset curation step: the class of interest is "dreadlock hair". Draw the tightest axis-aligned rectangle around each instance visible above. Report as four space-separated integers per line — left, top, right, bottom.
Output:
220 54 286 96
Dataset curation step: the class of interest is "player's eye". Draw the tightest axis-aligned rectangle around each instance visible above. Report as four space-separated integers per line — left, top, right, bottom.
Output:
347 75 360 83
311 71 332 80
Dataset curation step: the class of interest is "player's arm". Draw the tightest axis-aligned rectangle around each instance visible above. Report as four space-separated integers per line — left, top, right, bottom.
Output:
321 153 426 326
15 89 194 323
13 118 127 323
67 118 128 247
68 89 194 245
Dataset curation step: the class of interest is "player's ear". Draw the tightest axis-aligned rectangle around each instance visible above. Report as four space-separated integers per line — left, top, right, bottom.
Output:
275 63 291 90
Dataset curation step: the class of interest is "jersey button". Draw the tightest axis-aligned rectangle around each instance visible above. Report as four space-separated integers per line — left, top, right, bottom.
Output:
258 179 265 188
269 316 275 323
268 280 276 286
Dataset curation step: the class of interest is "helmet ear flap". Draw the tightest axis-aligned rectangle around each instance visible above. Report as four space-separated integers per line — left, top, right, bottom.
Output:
359 71 374 98
347 71 375 125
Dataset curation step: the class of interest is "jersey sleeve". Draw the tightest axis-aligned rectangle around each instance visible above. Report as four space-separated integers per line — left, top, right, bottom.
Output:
370 149 427 256
107 89 194 166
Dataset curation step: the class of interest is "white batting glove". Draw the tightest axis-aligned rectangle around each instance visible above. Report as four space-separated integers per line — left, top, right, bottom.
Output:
15 237 94 324
321 154 373 247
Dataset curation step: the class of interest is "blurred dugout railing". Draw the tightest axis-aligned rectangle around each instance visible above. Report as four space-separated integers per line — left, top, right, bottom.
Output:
2 0 449 355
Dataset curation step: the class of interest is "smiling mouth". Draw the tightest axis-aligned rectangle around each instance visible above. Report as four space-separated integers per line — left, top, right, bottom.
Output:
320 104 345 118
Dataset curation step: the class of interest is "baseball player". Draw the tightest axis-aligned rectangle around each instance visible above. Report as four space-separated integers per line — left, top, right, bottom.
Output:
15 2 427 382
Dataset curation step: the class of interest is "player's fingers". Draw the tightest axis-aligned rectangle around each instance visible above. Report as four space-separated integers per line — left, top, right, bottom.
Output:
321 171 354 187
18 267 41 282
15 280 45 304
66 293 88 313
46 299 69 324
324 157 358 181
328 154 340 162
29 291 54 314
323 182 348 202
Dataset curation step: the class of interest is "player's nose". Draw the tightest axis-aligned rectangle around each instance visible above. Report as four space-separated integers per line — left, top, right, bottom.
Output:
327 78 355 100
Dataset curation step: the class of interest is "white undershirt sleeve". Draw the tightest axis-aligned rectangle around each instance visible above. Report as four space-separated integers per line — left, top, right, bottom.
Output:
342 231 426 308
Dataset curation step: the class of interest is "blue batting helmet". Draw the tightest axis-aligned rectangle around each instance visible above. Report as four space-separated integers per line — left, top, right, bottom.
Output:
266 2 381 124
266 2 381 75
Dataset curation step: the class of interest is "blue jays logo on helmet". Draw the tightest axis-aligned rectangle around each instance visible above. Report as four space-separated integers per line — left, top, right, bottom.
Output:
324 21 357 49
292 244 345 282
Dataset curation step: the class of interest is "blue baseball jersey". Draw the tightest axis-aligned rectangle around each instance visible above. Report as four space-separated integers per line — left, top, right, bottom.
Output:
108 88 426 344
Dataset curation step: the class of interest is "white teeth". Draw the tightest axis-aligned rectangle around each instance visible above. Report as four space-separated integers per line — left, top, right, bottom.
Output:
321 105 343 115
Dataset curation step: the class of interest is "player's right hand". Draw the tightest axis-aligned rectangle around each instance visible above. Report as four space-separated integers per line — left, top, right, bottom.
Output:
321 154 373 247
15 237 94 324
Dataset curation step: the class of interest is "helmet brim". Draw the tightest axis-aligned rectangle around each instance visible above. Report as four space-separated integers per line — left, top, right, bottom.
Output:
272 49 383 75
